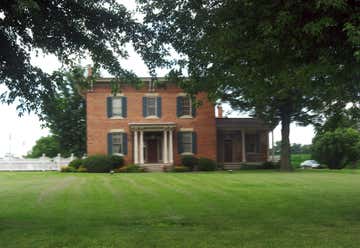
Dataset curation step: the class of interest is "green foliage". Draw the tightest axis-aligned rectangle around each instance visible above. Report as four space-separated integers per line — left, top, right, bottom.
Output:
110 155 125 169
272 142 312 155
27 136 62 158
38 66 91 157
68 158 83 169
240 163 267 170
173 166 190 172
312 128 360 169
116 164 145 173
77 166 88 173
0 0 153 113
138 0 360 171
60 166 77 173
82 155 113 173
291 154 312 168
181 155 199 170
240 162 279 170
197 158 217 171
262 161 280 170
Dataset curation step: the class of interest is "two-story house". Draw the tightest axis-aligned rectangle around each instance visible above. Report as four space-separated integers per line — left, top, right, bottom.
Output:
86 77 270 170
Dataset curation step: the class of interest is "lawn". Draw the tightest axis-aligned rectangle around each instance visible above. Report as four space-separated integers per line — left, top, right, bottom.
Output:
1 171 360 248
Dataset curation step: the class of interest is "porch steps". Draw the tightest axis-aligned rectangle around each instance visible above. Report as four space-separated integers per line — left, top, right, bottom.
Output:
141 164 165 172
223 163 242 170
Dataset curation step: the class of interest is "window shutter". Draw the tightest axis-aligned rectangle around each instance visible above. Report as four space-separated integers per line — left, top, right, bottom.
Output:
157 96 162 117
177 132 183 154
176 96 183 117
142 97 147 117
107 97 113 118
192 132 197 154
191 102 196 117
107 133 113 155
122 133 128 155
122 97 127 118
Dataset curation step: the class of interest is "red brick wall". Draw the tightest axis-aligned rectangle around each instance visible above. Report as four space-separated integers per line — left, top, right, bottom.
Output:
86 83 217 164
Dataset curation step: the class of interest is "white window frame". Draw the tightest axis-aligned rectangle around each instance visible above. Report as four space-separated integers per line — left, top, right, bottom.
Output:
112 97 122 117
146 96 157 117
181 132 193 154
112 133 124 155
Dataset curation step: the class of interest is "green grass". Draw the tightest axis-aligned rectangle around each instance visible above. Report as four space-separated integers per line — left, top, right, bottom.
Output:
1 171 360 247
291 153 311 167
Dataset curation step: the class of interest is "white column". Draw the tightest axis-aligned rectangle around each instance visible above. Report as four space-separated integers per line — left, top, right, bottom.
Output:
139 130 144 165
168 129 173 164
163 129 168 164
242 129 246 162
134 130 139 164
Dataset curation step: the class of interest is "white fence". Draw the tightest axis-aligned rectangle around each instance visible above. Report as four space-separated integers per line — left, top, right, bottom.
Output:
0 154 75 171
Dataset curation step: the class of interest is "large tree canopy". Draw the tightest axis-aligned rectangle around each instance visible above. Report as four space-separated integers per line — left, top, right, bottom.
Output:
0 0 161 112
38 66 92 157
138 0 360 170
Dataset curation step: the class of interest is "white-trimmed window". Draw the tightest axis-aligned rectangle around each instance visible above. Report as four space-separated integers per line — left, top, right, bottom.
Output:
107 96 127 118
112 133 123 154
182 132 193 153
108 132 128 155
182 97 192 116
112 98 122 116
177 96 195 117
178 131 197 154
147 96 157 116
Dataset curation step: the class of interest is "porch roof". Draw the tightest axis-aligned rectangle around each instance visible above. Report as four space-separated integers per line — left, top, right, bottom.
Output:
129 122 176 131
216 118 270 131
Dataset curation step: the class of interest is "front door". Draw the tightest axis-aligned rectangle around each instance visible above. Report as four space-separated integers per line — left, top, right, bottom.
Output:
147 139 158 163
224 140 233 162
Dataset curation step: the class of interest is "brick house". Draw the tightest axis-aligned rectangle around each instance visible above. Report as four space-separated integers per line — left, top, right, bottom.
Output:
86 77 270 169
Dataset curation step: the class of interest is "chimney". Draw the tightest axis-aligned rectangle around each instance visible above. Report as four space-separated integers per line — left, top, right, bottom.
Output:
87 64 92 77
217 105 223 118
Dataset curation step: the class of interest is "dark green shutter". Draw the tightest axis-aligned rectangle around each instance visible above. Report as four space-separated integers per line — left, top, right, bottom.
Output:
192 132 197 154
191 101 196 117
122 133 128 155
122 97 127 118
157 96 162 117
176 96 183 117
177 132 183 154
107 97 113 118
107 133 113 155
142 97 147 117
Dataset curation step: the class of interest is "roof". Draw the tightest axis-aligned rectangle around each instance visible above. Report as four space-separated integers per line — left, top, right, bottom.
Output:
96 77 169 83
216 118 270 130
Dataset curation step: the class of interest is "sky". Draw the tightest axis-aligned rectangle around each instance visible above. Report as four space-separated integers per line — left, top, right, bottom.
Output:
0 0 315 157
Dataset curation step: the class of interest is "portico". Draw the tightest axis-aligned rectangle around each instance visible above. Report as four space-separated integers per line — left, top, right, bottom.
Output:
130 123 176 165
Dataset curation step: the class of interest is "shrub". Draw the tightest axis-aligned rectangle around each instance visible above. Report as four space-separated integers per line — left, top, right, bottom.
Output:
82 155 113 173
77 166 87 172
110 155 124 169
239 163 265 170
312 128 360 169
162 165 174 172
117 164 146 173
173 165 190 172
262 161 280 169
181 155 199 170
60 166 77 172
198 157 217 171
68 158 83 169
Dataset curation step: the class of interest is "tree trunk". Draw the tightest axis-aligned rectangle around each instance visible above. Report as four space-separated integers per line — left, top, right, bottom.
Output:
280 113 293 171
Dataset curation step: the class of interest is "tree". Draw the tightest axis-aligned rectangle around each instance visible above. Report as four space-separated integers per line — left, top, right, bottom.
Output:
38 66 91 157
27 136 62 158
138 0 360 171
312 128 360 169
0 0 157 113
